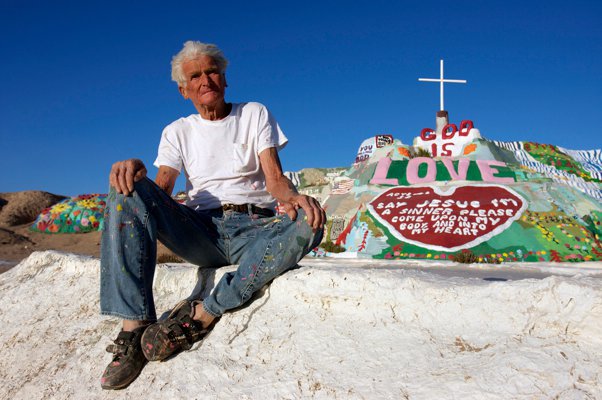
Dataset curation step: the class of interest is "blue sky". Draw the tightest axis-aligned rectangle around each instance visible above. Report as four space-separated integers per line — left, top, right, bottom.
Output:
1 0 600 196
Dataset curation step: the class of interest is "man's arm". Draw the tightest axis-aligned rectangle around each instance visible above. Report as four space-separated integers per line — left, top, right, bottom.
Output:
259 147 325 231
155 165 179 196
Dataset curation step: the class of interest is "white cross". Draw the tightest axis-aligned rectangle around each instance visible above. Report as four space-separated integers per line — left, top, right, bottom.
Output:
418 60 467 111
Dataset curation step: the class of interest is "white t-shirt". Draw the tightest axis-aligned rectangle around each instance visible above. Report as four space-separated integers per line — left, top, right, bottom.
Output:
154 102 288 210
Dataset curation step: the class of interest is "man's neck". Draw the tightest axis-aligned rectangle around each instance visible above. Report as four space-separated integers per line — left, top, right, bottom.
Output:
198 102 231 121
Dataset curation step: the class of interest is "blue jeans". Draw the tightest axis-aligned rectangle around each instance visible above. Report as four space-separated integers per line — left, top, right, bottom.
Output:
100 178 323 321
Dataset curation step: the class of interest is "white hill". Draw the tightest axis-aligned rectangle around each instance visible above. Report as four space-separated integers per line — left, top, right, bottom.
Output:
1 251 601 399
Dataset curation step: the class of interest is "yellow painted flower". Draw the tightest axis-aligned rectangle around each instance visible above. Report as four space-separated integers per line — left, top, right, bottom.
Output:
77 199 97 209
50 203 70 213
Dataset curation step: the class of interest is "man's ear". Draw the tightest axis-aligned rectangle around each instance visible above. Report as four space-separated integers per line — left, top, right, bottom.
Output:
178 85 188 99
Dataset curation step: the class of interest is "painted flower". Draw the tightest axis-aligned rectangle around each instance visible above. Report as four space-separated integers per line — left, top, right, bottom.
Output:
77 199 97 209
50 203 70 213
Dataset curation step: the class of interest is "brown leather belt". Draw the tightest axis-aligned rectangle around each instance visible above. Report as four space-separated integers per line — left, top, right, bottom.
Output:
217 203 275 217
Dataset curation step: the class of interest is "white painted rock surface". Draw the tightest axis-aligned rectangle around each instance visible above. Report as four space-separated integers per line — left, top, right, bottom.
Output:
1 251 601 399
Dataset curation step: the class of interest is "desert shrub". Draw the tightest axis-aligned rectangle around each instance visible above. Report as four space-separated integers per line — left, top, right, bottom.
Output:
411 147 432 158
453 250 478 264
319 240 346 253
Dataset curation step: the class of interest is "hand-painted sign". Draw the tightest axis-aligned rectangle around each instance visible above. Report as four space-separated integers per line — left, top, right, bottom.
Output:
355 135 394 163
370 157 516 185
413 120 481 157
367 185 527 251
376 135 394 148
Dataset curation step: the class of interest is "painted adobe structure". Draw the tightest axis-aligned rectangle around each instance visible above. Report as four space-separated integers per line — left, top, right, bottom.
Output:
291 116 602 263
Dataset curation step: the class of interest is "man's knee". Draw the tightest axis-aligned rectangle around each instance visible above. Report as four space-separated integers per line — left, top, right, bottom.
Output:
107 177 155 204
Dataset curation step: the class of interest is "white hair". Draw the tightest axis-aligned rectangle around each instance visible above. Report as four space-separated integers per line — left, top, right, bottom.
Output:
171 41 229 87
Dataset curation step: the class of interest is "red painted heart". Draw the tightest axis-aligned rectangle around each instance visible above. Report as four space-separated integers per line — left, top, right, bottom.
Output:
367 185 527 251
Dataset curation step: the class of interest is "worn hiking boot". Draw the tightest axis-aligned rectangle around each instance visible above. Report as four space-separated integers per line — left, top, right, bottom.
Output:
141 300 208 362
100 326 148 390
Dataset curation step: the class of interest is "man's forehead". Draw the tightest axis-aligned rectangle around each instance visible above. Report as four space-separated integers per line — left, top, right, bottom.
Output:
183 56 218 70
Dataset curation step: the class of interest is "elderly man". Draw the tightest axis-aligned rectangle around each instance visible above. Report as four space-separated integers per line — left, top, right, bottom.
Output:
100 41 325 390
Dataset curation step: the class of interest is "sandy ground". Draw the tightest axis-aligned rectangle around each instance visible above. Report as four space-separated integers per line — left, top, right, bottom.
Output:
0 224 171 273
0 191 192 272
0 190 102 271
0 223 101 270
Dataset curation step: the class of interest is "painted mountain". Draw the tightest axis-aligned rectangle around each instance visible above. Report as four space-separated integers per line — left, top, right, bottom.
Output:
289 118 602 263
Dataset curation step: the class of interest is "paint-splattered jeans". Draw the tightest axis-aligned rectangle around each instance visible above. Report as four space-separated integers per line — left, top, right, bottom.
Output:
100 177 323 321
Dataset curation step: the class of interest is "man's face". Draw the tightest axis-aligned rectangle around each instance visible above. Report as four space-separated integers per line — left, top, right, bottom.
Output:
179 55 227 110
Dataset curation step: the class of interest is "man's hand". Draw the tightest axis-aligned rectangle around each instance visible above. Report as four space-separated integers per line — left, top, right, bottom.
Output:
109 159 147 196
258 147 326 231
283 194 326 231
